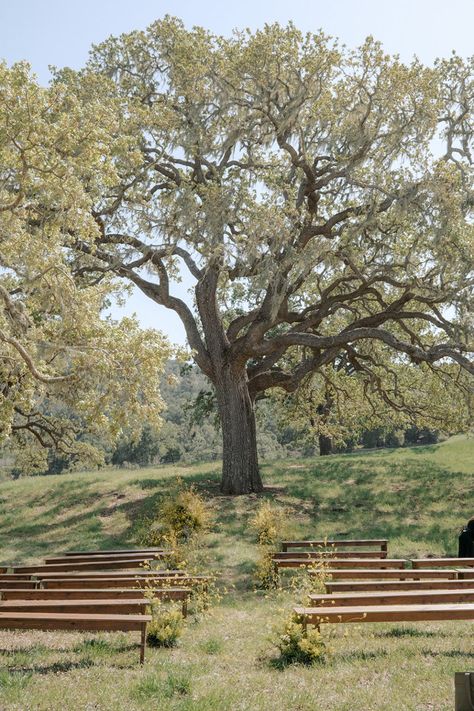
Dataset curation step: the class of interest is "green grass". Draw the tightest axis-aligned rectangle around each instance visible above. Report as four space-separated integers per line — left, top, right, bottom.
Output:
0 436 473 710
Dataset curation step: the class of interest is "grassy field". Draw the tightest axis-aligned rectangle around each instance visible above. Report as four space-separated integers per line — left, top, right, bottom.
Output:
0 435 473 710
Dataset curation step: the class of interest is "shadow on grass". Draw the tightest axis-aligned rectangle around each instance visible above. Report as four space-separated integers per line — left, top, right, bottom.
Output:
375 627 450 639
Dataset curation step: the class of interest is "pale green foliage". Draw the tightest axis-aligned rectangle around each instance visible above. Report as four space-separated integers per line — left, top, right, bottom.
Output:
142 479 213 548
3 20 474 487
251 501 289 589
0 62 172 470
272 613 329 666
146 602 183 648
249 501 288 546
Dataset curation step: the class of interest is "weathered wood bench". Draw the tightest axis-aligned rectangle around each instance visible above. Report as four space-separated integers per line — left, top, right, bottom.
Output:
309 588 474 607
294 603 474 630
0 588 191 616
281 539 388 553
44 553 166 565
40 575 209 590
412 558 474 569
0 612 151 663
274 558 406 570
10 556 173 574
273 550 387 559
325 578 473 593
313 568 458 580
0 580 38 589
0 598 148 615
61 548 165 557
34 569 184 579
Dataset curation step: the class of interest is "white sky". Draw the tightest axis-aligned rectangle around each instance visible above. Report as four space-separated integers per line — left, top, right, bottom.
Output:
1 0 472 346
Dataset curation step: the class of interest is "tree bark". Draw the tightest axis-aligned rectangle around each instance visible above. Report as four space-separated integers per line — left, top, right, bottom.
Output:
215 365 263 495
318 433 333 456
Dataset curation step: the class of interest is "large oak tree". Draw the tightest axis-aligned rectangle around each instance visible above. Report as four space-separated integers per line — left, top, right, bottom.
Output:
53 20 473 493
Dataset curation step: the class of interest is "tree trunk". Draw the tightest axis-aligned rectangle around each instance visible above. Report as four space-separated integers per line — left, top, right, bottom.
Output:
319 433 333 456
215 366 263 495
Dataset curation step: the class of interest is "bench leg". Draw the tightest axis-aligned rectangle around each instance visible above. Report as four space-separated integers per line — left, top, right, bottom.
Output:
182 599 188 618
140 624 147 664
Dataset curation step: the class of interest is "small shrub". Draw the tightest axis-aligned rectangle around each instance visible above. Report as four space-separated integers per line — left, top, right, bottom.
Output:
146 603 183 648
273 613 329 666
137 479 213 563
249 500 288 546
254 546 280 590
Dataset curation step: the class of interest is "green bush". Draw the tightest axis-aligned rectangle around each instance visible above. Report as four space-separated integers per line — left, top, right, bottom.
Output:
146 605 184 648
140 479 213 549
249 500 288 546
273 613 329 666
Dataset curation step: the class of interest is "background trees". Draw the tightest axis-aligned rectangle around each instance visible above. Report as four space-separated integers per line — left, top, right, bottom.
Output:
0 62 172 472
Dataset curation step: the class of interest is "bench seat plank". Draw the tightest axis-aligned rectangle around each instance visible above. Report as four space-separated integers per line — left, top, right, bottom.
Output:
295 603 474 625
0 587 188 600
281 539 388 552
12 557 172 574
62 548 164 557
314 568 458 580
41 576 208 589
44 554 165 565
309 589 474 606
0 599 148 614
325 578 474 592
35 570 184 579
275 558 406 569
273 551 386 560
412 558 474 569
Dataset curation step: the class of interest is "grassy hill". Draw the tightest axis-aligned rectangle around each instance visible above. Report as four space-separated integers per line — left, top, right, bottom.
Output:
0 436 473 710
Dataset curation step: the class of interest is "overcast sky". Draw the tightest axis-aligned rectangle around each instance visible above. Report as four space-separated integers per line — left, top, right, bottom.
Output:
1 0 472 345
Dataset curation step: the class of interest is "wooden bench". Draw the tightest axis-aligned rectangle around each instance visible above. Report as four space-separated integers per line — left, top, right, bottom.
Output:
34 569 185 579
0 612 151 663
0 588 191 616
0 598 148 615
61 548 165 557
44 553 166 565
0 580 38 589
313 568 458 580
309 588 474 607
273 550 387 560
281 539 388 553
10 556 173 574
294 603 474 629
274 558 406 570
41 575 209 590
412 558 474 569
325 578 474 593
